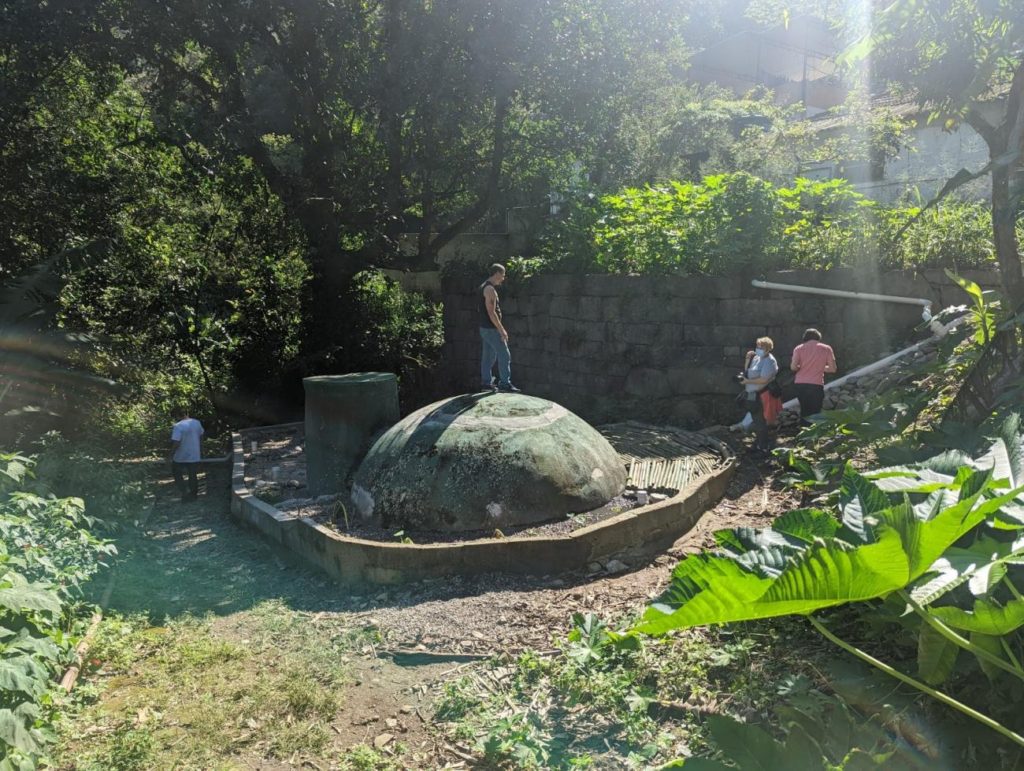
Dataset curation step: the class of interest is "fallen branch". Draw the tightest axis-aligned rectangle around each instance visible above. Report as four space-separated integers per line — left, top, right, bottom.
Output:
58 496 156 695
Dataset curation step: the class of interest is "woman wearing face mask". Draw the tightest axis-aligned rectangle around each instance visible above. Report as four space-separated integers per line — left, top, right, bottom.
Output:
740 336 779 453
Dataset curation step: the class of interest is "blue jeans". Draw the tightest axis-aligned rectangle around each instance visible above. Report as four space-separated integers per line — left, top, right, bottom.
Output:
479 327 511 387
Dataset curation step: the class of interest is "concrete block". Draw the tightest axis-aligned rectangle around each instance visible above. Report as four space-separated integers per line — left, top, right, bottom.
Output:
622 345 653 366
578 301 603 323
612 323 659 345
536 274 580 295
582 322 608 343
679 346 728 365
583 274 639 297
560 335 584 356
666 298 719 323
625 367 672 399
601 297 624 324
623 301 658 323
550 295 579 320
653 322 683 348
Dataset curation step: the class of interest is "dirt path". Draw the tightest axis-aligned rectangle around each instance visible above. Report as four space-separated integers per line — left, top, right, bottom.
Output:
65 448 794 769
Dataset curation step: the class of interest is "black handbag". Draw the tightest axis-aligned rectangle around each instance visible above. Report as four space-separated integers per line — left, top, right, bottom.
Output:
767 379 782 398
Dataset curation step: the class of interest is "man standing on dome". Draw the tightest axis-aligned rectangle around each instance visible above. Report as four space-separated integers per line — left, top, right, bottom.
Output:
478 263 520 393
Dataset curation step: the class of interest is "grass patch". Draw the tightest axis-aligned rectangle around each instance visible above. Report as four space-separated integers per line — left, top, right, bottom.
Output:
339 743 406 770
436 613 825 769
57 601 359 768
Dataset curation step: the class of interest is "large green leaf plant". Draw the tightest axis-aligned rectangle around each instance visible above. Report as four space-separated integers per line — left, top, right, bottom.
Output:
0 453 115 770
636 414 1024 754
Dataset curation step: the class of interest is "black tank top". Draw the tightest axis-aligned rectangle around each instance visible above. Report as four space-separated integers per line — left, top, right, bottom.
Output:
478 280 501 328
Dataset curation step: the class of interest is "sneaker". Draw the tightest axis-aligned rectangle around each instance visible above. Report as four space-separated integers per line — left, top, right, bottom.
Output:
481 382 497 392
497 384 522 393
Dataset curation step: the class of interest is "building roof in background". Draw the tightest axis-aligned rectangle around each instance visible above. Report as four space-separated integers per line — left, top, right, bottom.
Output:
805 83 1011 132
805 94 921 131
687 15 844 111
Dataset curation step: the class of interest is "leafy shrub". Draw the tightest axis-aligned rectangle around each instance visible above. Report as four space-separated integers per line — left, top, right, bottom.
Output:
531 173 1002 275
331 271 444 407
882 201 998 270
636 413 1024 753
0 452 116 769
555 173 787 275
780 177 882 269
30 433 147 525
84 367 212 454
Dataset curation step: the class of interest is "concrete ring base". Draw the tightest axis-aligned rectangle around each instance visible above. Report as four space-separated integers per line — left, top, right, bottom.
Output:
230 430 736 586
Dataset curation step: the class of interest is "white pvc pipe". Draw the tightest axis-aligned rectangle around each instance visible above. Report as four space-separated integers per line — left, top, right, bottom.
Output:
732 280 964 426
751 279 933 321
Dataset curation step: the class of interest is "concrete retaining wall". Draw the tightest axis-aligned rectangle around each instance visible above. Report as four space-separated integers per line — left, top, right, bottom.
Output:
230 432 736 585
440 267 999 425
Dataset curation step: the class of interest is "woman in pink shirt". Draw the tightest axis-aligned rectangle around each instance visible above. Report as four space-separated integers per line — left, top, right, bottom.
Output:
790 328 837 424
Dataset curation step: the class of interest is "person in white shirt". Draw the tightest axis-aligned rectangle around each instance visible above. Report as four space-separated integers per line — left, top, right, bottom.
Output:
170 408 204 502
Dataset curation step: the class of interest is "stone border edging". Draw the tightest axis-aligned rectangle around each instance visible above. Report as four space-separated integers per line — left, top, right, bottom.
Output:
230 429 735 585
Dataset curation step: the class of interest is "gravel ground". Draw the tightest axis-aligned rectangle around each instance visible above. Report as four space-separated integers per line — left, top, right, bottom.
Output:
336 453 799 656
151 434 791 658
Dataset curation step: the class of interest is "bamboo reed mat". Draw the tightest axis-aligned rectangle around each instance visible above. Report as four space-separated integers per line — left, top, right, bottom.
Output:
598 421 723 493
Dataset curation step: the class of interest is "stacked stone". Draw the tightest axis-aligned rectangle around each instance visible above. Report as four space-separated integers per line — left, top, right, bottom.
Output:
440 267 988 428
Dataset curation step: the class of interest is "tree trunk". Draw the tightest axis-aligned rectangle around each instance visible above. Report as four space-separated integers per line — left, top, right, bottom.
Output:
426 86 512 258
990 161 1024 306
994 57 1024 308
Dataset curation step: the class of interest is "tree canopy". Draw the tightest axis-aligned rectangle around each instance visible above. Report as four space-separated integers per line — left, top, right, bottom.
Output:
851 0 1024 300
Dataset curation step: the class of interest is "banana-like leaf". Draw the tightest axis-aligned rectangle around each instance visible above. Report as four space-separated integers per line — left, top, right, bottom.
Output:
911 534 1024 606
782 724 828 769
919 449 980 475
930 598 1024 636
976 413 1023 487
640 558 773 633
715 527 806 578
772 508 840 542
867 468 955 495
734 546 794 578
967 561 1006 597
912 487 956 521
761 528 910 608
651 553 764 612
3 628 59 662
0 703 45 755
917 623 959 685
866 472 1003 583
715 527 797 554
957 466 994 500
839 467 890 543
0 653 49 698
638 529 911 634
901 474 1015 581
640 460 1022 638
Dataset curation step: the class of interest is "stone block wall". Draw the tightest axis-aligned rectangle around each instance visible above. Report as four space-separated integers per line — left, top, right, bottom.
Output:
440 267 999 426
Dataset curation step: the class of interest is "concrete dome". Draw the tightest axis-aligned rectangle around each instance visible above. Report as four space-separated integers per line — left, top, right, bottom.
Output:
350 393 626 531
